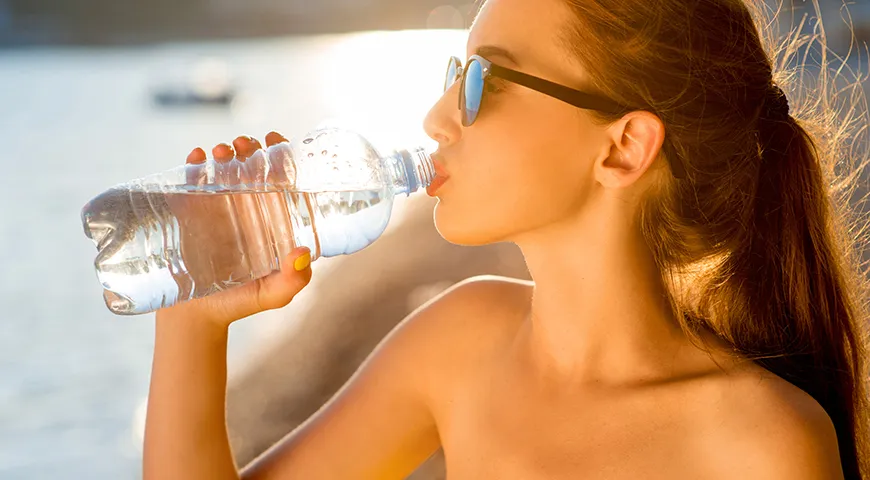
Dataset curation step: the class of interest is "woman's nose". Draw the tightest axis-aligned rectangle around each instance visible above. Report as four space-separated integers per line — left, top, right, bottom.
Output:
423 86 462 148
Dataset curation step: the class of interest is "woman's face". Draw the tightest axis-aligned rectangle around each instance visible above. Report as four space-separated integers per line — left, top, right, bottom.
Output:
423 0 612 246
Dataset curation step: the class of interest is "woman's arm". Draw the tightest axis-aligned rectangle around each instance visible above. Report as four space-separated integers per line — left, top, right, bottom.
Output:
142 133 313 479
143 311 240 480
143 282 474 480
142 273 511 480
142 271 505 480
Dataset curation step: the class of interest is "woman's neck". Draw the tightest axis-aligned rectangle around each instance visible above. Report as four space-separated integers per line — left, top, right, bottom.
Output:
513 205 714 389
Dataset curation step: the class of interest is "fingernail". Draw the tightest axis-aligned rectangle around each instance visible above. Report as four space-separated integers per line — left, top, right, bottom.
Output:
294 251 311 271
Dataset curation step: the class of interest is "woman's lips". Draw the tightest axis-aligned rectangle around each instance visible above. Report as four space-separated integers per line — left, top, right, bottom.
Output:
432 155 450 177
427 155 451 196
426 174 450 196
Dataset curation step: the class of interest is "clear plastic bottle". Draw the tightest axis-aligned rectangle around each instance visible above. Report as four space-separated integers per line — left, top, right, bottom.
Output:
81 127 435 315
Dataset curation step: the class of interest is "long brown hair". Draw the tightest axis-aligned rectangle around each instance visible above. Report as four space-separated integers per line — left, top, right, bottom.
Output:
552 0 870 476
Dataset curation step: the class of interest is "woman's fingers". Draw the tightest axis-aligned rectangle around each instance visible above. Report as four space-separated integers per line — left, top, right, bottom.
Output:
167 247 314 325
189 133 280 165
186 147 207 165
185 132 280 169
265 131 288 147
186 148 208 185
232 135 255 160
253 247 313 312
213 143 235 163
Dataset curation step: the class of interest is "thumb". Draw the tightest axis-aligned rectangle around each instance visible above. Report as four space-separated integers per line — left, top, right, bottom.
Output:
202 247 313 323
254 247 313 312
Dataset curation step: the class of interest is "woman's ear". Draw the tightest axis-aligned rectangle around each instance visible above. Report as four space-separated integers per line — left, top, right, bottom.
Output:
596 111 665 188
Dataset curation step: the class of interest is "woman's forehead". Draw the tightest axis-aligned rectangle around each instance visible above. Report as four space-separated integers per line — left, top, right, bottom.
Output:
468 0 587 83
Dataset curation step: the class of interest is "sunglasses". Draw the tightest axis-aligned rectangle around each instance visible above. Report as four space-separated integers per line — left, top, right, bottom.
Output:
444 55 686 179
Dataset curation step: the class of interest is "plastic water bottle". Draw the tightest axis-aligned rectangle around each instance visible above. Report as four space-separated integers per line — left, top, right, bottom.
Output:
81 127 436 315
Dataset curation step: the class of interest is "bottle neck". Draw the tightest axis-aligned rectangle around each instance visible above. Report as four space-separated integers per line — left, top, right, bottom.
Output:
387 147 435 196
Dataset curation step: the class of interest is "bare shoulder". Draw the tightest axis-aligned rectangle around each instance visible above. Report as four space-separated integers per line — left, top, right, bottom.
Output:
404 275 533 363
382 275 532 394
434 274 534 312
696 363 844 479
432 274 533 328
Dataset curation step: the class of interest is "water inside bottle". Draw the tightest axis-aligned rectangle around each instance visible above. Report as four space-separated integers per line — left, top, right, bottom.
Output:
82 185 392 314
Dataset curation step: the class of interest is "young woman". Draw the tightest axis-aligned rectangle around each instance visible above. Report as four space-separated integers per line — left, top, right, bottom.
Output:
143 0 870 478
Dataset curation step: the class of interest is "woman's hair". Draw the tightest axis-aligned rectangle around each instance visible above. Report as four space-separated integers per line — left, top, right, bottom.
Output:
551 0 870 475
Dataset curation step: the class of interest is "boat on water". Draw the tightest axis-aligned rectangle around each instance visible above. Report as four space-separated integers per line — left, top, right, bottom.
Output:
150 57 236 108
152 88 235 107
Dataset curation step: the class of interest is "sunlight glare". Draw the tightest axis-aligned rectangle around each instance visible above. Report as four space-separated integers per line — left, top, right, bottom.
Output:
319 30 468 153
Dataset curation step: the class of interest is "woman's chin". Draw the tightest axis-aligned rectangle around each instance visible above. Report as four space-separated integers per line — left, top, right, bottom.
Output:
434 211 503 247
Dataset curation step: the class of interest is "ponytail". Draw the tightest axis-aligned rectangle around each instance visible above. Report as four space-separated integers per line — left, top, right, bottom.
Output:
721 98 869 478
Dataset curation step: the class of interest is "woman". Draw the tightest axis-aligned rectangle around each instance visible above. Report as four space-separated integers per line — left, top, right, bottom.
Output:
143 0 870 478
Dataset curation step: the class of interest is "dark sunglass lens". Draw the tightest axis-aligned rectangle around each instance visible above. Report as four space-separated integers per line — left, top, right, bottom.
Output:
462 59 484 126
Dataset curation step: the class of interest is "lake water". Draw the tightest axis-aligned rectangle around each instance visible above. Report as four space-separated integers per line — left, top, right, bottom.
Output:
0 29 467 479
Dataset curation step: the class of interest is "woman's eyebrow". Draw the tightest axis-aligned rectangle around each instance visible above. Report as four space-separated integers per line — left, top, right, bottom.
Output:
474 45 521 67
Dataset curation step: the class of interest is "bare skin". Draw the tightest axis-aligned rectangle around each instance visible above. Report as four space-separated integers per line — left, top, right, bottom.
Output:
424 280 843 480
142 0 845 478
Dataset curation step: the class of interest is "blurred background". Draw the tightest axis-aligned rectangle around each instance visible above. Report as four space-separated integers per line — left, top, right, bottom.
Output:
0 0 867 479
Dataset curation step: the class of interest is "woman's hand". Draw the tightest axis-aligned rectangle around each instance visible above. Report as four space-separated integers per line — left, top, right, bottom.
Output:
157 132 313 329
